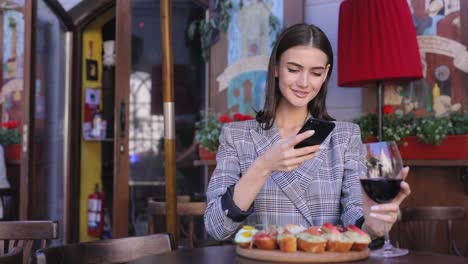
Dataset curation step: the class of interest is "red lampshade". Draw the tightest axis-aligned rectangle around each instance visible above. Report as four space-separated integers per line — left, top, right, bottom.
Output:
338 0 423 87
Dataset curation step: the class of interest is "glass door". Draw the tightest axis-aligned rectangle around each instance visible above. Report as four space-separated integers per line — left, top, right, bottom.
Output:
123 0 206 237
27 0 74 243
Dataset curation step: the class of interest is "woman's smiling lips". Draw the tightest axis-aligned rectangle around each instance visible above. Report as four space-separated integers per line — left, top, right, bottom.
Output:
291 89 309 98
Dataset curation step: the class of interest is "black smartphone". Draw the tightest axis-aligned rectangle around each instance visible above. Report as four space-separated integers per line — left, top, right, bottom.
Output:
294 118 336 148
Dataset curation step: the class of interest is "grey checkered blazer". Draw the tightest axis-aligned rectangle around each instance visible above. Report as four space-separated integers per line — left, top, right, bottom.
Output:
204 119 366 240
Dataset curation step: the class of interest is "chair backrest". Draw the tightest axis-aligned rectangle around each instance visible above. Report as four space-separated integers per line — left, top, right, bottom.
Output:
33 233 173 264
0 221 58 264
0 247 22 264
397 206 466 256
146 197 206 248
147 199 206 218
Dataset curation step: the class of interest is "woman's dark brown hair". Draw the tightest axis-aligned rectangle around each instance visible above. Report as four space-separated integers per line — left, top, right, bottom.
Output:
256 23 335 129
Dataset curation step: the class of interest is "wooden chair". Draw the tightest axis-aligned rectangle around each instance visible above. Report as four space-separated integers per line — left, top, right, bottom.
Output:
33 233 173 264
397 206 466 256
0 221 58 264
0 247 22 264
147 197 207 248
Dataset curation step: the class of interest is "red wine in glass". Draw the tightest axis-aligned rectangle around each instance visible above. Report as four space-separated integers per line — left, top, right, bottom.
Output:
360 178 402 203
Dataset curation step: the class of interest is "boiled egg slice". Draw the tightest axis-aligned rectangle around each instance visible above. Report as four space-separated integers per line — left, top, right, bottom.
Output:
234 226 258 244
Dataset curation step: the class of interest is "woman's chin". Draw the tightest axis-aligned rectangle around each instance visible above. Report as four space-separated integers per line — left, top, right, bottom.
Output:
289 98 310 108
280 95 312 108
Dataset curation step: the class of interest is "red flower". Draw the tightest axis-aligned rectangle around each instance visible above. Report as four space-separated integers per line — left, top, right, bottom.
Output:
232 112 254 121
383 105 395 115
219 115 233 123
233 113 244 121
1 120 20 129
218 113 255 123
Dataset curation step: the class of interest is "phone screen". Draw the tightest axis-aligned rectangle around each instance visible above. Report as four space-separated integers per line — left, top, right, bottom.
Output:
294 118 335 148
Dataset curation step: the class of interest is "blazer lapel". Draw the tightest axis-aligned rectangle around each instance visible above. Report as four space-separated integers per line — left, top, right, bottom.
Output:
249 123 333 226
249 124 282 157
270 170 314 226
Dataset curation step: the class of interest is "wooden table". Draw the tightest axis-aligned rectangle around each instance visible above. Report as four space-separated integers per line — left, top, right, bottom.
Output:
129 245 467 264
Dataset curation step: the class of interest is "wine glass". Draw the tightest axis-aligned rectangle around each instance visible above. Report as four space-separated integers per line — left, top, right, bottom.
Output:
361 141 408 258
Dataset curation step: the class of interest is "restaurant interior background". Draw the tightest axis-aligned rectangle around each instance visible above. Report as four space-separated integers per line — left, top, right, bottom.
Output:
0 0 465 253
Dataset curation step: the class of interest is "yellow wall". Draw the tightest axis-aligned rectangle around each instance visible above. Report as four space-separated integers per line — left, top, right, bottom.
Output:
80 9 115 242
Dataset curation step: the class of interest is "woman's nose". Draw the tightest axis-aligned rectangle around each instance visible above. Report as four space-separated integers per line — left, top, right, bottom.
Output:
297 72 309 88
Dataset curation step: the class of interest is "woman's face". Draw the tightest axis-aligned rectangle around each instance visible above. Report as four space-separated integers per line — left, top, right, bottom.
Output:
276 45 330 108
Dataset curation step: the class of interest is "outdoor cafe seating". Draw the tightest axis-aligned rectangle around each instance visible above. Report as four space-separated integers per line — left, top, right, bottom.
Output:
32 233 173 264
396 206 466 256
0 221 58 264
146 195 208 248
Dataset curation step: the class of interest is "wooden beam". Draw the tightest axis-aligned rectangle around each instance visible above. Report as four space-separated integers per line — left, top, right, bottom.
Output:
114 0 131 238
21 0 36 220
161 0 178 245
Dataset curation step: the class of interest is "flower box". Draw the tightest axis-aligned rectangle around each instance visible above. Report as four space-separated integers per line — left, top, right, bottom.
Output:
3 143 42 162
398 135 468 160
198 146 216 161
4 143 22 161
364 135 468 160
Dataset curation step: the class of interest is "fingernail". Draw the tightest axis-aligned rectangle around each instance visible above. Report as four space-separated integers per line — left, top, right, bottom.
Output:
319 145 325 150
371 205 379 210
370 213 377 218
309 130 315 135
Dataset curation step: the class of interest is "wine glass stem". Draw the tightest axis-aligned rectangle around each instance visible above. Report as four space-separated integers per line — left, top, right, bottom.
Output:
383 222 393 252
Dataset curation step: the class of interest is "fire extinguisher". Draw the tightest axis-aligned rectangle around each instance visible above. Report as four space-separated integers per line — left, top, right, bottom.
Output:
87 183 104 236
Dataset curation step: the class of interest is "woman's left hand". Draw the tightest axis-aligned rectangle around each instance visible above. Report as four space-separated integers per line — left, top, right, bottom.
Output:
362 167 411 238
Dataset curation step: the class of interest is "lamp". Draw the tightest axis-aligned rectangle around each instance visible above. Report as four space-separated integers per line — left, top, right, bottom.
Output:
338 0 423 141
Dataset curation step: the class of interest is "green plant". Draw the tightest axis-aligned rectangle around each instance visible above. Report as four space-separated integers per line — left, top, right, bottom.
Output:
414 115 451 145
195 112 222 152
382 114 415 142
414 113 468 144
0 120 21 145
447 112 468 135
353 112 468 145
353 113 415 142
195 111 254 152
188 0 233 62
352 113 376 142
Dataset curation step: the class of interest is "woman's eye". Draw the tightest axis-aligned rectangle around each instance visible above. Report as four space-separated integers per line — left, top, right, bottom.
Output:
287 68 299 73
311 72 323 76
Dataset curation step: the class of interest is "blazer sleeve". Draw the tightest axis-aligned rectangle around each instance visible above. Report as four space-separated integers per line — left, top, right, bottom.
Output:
204 123 244 240
340 123 366 226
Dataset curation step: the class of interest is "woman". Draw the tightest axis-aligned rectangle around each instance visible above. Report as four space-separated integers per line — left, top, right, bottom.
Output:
204 24 411 241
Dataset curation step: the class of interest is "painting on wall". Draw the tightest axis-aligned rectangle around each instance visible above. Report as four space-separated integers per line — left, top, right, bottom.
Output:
2 10 24 81
1 9 25 122
386 0 467 117
226 70 267 114
83 88 106 140
85 59 98 81
217 0 283 115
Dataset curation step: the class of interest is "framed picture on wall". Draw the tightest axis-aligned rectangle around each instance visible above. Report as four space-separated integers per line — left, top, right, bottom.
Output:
83 88 106 140
86 59 98 81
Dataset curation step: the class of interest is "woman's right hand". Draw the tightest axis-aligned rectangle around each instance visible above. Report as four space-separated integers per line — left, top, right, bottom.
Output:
255 130 322 174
